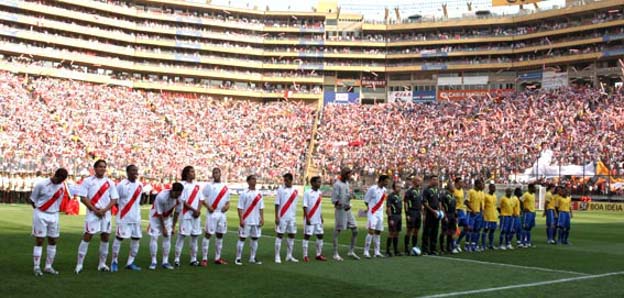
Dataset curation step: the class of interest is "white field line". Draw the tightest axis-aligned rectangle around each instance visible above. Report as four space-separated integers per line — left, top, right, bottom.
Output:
426 255 589 276
418 271 624 298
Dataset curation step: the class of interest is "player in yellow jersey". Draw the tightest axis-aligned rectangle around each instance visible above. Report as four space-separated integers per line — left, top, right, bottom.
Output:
543 185 558 244
520 184 537 248
556 187 573 245
510 189 521 249
452 178 467 253
482 183 498 250
497 188 515 250
466 179 485 252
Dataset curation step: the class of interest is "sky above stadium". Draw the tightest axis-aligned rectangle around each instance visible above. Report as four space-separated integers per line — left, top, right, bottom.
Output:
205 0 566 20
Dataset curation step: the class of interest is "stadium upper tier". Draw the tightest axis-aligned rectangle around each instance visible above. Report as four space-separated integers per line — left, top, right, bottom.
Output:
0 0 622 98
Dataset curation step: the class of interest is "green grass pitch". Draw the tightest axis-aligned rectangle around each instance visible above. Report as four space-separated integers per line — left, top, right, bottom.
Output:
1 196 623 297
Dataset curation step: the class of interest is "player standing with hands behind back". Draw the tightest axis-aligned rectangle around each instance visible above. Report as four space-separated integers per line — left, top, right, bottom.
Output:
235 175 264 265
302 176 327 262
363 175 390 258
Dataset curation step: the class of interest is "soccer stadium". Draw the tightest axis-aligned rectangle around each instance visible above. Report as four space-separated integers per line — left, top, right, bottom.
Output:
0 0 623 296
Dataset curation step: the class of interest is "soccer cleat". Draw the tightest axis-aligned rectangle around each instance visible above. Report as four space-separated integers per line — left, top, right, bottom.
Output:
315 255 327 261
161 263 174 270
275 256 282 264
44 267 59 275
457 247 462 253
507 244 514 250
332 254 343 262
348 251 361 260
200 260 208 267
214 259 228 265
190 260 200 267
148 263 157 270
111 261 118 272
174 261 181 268
394 252 403 257
125 263 141 271
286 256 299 263
98 264 110 272
74 265 83 274
500 245 507 251
249 258 262 265
374 253 385 258
303 256 310 263
34 267 43 277
451 248 460 254
234 259 243 266
363 252 372 259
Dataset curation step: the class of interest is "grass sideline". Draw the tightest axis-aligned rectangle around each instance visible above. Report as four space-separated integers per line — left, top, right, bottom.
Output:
1 196 623 297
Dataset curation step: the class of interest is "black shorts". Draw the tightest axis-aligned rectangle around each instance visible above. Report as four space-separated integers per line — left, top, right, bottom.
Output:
406 213 421 230
388 216 402 232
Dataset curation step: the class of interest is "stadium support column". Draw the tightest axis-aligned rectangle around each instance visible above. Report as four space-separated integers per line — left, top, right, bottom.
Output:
592 63 599 88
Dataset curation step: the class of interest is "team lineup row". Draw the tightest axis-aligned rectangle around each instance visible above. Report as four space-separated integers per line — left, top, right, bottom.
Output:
29 160 573 276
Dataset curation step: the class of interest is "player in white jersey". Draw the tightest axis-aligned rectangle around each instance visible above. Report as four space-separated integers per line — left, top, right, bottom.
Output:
75 160 120 274
30 168 69 276
363 175 390 258
200 167 231 266
174 166 203 267
235 175 265 266
332 167 360 261
274 173 300 263
148 183 183 270
302 176 327 262
111 165 143 272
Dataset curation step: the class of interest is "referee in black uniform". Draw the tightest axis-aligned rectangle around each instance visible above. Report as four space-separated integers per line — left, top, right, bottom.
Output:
403 176 423 254
386 182 402 256
422 175 442 255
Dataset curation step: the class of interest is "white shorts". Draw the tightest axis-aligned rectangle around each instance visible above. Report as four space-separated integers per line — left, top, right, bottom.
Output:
32 209 59 238
115 222 142 239
205 212 227 235
148 218 173 237
275 218 297 235
304 223 324 236
179 217 202 236
367 215 384 232
84 213 112 234
239 225 261 239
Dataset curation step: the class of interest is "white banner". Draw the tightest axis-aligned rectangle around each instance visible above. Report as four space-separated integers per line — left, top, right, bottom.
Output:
437 77 462 86
388 91 413 103
463 76 489 85
542 71 568 90
335 93 349 102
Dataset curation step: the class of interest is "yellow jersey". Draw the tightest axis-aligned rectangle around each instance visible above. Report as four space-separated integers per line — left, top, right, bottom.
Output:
454 189 466 210
511 196 521 216
545 191 557 210
557 196 572 212
483 193 498 222
467 189 485 213
522 192 536 212
499 196 514 216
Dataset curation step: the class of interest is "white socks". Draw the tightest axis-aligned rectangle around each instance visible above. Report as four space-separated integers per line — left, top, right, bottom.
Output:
33 246 42 269
76 240 89 267
373 235 381 255
99 242 109 267
162 236 171 264
364 234 373 254
316 239 323 256
150 237 158 264
286 238 294 258
250 240 258 260
302 240 309 257
45 245 56 268
215 238 223 260
236 240 244 260
202 237 210 261
190 236 198 262
275 237 282 258
128 240 139 265
174 236 184 262
112 238 122 264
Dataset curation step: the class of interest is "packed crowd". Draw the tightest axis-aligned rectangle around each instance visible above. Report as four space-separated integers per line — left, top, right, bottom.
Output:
0 71 316 183
314 87 624 186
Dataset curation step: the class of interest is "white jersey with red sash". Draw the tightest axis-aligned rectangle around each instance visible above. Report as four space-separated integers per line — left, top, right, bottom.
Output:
303 189 323 225
179 181 203 220
150 190 180 219
79 176 119 216
30 178 66 213
238 189 264 225
276 186 299 221
202 182 230 213
116 179 144 224
364 185 387 218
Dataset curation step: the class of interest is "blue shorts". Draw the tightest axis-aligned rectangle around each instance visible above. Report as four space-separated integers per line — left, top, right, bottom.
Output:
545 209 556 227
468 213 483 231
513 216 521 233
500 216 513 233
483 221 497 230
557 212 571 229
523 212 536 230
457 210 468 227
